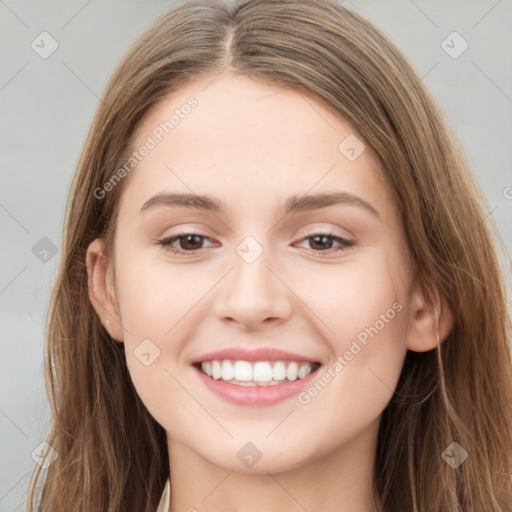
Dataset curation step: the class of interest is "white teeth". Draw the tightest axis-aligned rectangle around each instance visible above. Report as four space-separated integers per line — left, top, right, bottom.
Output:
221 360 234 380
212 360 222 380
199 360 317 386
298 364 312 379
286 362 298 381
253 362 273 382
234 361 253 381
272 361 286 381
203 361 213 377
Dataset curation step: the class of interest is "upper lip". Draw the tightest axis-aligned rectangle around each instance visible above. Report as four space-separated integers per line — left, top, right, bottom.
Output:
191 347 321 365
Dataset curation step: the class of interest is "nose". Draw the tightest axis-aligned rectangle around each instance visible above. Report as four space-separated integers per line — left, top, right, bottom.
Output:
212 245 293 331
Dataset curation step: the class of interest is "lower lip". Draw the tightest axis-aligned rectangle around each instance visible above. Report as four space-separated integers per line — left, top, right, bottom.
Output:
193 365 319 406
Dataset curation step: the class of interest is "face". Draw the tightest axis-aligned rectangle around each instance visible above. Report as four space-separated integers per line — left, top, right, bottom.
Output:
89 73 426 475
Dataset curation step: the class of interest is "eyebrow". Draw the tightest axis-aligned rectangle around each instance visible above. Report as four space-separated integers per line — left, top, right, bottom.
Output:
140 191 380 218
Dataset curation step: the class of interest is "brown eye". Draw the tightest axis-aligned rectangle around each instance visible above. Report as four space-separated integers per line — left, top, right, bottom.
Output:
295 232 354 255
308 234 336 251
175 234 205 251
158 232 214 255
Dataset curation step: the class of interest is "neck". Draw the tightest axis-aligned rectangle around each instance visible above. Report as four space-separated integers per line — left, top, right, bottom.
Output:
166 417 382 512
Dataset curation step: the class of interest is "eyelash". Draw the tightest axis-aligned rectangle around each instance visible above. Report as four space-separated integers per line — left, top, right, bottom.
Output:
156 230 354 257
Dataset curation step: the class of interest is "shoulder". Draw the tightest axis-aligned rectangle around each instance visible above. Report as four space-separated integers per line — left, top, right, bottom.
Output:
156 477 170 512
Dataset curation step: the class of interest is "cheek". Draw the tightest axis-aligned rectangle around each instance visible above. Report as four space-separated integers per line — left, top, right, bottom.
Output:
298 251 405 348
115 251 200 343
293 253 408 420
113 255 198 407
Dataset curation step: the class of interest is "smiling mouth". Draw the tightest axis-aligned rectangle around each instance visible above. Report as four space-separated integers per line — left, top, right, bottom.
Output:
193 360 321 387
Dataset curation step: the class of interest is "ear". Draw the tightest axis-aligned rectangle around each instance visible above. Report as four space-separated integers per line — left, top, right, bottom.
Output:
406 281 454 352
86 238 124 342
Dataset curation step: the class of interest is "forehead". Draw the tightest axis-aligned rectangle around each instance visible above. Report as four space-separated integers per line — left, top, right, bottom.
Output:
118 73 387 219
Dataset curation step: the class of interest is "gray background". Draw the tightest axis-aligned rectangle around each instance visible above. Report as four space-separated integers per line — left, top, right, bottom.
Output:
1 1 511 510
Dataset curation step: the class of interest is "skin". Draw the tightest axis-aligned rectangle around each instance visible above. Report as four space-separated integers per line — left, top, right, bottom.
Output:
87 73 453 512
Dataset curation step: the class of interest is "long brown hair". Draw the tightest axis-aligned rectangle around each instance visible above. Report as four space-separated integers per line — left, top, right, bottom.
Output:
27 0 512 510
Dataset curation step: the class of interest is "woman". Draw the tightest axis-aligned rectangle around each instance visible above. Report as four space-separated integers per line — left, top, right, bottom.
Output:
27 0 512 510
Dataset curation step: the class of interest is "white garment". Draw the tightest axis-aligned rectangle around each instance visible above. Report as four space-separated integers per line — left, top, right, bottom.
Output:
156 477 170 512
